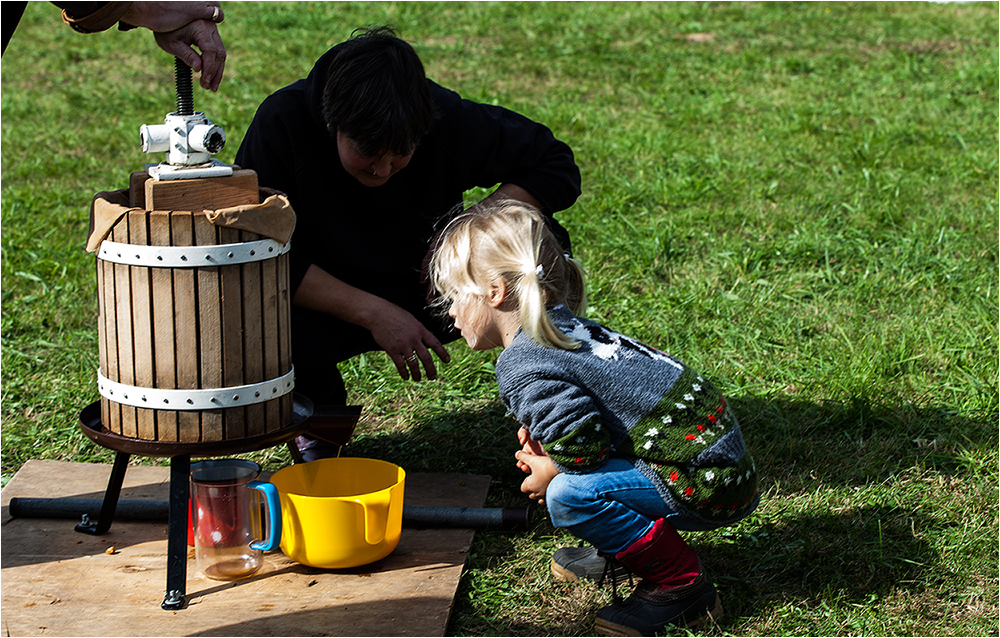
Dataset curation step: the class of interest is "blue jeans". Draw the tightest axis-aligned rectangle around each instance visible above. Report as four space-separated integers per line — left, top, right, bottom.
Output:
546 458 720 555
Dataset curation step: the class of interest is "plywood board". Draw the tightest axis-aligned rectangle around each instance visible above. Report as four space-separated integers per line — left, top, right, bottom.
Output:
1 460 490 637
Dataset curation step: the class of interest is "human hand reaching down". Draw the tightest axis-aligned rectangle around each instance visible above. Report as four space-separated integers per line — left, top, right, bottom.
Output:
366 302 451 382
291 265 451 384
152 19 226 90
123 2 227 91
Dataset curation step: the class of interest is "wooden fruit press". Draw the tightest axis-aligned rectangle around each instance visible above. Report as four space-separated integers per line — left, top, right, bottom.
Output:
69 58 353 610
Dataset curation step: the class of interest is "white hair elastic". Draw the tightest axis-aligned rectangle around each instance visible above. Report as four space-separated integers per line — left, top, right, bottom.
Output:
534 264 545 278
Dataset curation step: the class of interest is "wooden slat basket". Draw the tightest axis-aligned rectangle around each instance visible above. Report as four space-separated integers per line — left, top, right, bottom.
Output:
93 171 294 444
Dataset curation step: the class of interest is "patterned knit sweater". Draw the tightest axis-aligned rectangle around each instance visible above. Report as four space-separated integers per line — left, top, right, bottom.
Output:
495 306 759 526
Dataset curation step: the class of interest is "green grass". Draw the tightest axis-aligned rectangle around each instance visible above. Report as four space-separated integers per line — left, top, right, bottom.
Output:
2 2 997 636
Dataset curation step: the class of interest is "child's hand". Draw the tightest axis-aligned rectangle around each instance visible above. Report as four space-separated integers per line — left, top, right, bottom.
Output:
516 426 547 474
518 426 546 455
514 447 560 505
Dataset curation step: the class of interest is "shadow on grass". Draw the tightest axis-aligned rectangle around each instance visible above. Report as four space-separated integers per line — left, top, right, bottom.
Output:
703 505 937 626
730 394 997 490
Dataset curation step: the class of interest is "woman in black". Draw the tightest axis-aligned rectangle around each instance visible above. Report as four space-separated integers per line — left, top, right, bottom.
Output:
235 27 581 457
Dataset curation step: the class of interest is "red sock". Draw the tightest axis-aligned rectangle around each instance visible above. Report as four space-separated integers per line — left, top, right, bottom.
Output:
615 518 701 589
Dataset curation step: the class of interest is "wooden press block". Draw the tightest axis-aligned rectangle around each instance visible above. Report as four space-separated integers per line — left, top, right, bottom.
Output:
129 170 148 209
143 169 259 212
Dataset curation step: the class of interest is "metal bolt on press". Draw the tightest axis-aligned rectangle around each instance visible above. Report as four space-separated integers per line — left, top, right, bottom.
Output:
139 58 231 181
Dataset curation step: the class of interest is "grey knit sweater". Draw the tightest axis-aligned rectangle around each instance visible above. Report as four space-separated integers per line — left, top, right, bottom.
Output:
496 306 758 526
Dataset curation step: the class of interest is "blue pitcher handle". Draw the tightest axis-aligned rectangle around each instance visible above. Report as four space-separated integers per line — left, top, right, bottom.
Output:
248 480 281 551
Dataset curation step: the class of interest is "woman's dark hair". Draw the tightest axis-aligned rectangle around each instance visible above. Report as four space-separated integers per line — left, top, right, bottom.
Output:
322 26 438 156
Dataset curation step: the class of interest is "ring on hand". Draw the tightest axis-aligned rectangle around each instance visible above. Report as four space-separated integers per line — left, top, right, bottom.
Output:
405 353 418 363
211 6 221 21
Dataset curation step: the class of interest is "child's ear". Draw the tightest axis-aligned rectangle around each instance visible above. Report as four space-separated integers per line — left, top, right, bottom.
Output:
488 278 508 307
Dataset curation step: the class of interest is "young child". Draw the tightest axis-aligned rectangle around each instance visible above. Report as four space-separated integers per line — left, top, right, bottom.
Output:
430 202 759 636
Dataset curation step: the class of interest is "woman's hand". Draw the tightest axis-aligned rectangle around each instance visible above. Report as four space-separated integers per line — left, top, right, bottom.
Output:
153 20 226 90
366 303 451 382
122 2 227 91
293 264 451 382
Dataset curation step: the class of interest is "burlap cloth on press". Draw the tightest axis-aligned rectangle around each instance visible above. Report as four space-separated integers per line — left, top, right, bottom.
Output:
85 186 296 253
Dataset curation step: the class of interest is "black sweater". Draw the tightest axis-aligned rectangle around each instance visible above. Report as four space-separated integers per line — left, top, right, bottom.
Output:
235 44 581 313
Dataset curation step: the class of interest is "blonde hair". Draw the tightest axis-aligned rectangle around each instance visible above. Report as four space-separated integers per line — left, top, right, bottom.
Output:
430 201 586 350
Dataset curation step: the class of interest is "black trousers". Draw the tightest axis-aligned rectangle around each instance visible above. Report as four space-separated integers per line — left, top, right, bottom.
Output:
2 2 29 55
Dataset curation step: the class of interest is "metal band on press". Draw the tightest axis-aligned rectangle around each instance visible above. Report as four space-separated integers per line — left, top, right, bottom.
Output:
97 238 290 268
97 367 295 410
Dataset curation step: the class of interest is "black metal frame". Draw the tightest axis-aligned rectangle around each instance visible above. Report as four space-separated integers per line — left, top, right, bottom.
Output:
74 451 192 609
71 397 362 610
74 451 130 536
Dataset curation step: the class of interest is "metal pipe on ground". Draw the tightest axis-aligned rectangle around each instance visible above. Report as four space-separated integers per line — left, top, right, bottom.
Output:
7 497 531 531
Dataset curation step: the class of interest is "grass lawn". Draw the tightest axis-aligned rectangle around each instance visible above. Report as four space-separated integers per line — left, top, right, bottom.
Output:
2 2 997 635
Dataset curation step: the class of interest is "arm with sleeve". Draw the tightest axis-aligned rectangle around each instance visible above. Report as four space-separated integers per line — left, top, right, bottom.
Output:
427 83 580 247
501 368 612 474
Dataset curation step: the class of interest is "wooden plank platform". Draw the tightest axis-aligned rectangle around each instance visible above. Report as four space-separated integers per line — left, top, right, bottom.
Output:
1 460 489 637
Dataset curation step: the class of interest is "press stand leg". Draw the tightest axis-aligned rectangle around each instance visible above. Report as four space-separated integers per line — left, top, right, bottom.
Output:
162 455 190 610
75 451 130 535
286 439 304 464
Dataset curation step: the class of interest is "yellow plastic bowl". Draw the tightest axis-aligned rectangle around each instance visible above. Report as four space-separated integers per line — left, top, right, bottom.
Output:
268 458 405 569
